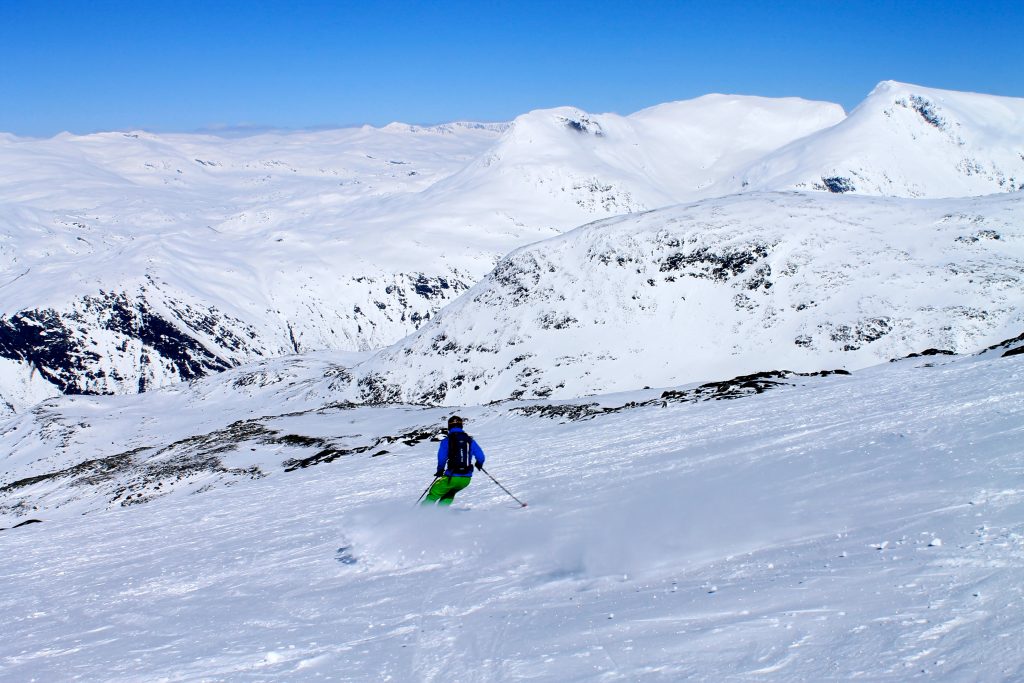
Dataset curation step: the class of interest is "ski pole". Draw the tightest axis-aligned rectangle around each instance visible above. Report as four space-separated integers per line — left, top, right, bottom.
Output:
480 467 527 508
415 476 440 506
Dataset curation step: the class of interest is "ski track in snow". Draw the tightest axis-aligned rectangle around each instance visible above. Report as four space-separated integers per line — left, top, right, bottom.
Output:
1 352 1023 681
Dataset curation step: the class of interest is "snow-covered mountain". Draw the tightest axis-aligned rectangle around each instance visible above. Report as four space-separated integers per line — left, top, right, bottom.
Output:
0 97 844 412
3 77 1024 677
2 332 1022 680
736 81 1024 197
378 95 845 229
0 123 507 411
342 191 1024 404
2 82 1023 413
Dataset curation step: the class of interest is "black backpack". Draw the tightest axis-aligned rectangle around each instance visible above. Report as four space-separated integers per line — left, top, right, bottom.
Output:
446 431 474 475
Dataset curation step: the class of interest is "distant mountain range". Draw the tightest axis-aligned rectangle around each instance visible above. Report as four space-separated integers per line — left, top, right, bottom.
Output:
1 81 1022 412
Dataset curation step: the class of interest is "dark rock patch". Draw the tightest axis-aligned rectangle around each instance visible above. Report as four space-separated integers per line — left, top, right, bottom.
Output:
511 403 604 421
282 445 372 471
660 243 770 281
957 229 1003 243
538 313 579 330
283 425 443 471
817 176 855 194
981 331 1024 358
0 291 255 395
511 369 851 422
0 519 43 531
908 95 947 130
358 373 404 404
827 318 893 351
890 348 956 362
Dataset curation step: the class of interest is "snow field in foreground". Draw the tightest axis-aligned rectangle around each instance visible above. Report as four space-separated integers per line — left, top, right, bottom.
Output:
1 351 1023 681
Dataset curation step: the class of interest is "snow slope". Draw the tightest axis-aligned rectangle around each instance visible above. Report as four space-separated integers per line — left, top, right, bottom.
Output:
1 336 1022 680
344 191 1024 404
736 81 1024 198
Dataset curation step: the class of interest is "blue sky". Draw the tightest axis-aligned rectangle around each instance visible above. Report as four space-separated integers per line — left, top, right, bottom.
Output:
1 0 1021 137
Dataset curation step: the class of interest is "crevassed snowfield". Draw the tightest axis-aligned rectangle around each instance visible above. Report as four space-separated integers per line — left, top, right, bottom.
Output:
2 346 1022 681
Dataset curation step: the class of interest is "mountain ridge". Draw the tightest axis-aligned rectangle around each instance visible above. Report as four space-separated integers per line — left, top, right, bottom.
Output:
1 82 1022 412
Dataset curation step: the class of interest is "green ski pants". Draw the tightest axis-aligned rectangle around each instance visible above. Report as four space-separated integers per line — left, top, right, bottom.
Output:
422 476 472 506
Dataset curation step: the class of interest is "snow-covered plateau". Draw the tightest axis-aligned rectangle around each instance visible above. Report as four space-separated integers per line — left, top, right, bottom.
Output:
2 81 1022 411
2 79 1024 681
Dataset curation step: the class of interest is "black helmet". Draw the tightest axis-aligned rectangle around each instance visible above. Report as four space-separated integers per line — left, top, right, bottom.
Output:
447 415 464 428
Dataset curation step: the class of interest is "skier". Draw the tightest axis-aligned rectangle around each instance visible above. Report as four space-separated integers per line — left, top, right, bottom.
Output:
422 415 485 506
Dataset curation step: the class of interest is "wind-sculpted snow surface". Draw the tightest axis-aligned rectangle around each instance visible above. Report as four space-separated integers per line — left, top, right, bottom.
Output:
736 81 1024 198
352 191 1024 404
0 341 1022 680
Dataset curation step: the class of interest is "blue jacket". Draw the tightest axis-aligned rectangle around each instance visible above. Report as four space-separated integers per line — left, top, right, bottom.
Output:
437 427 486 477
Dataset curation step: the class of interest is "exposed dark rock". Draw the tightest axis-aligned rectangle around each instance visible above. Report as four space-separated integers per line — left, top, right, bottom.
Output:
283 425 442 471
818 176 855 194
558 115 604 136
538 313 578 330
957 229 1003 243
0 291 254 395
890 348 956 362
282 445 372 471
1 450 139 494
659 243 771 281
511 403 604 421
412 274 454 299
417 381 449 405
827 318 893 351
984 331 1024 352
374 427 443 448
268 434 330 448
488 254 543 302
0 518 43 531
1 420 274 512
908 95 947 130
510 369 851 422
358 373 404 404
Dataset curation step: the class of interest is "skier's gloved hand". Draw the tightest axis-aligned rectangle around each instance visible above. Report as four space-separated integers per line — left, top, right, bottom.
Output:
434 468 445 478
475 462 484 471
